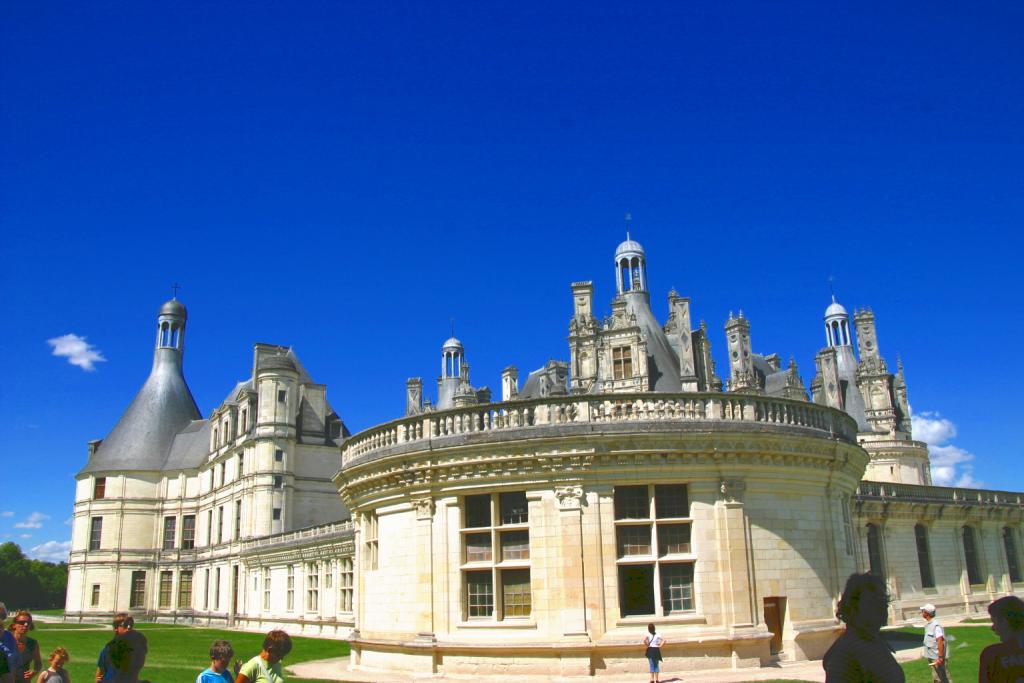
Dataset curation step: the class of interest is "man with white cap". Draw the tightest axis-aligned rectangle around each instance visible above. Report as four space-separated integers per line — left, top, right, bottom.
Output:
921 603 952 682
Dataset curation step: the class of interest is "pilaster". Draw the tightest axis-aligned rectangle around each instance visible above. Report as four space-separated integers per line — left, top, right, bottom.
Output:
715 479 755 628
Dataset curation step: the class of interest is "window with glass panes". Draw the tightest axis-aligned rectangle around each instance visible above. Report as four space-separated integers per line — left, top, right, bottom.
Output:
286 565 295 611
306 562 319 611
162 516 177 550
612 346 633 380
91 584 100 607
214 567 221 609
1003 527 1022 583
89 517 103 551
339 558 353 612
614 484 694 617
93 477 106 499
263 568 271 610
963 526 983 586
363 512 379 570
866 524 884 578
178 570 193 608
130 571 146 608
158 571 173 608
182 515 196 549
461 491 531 620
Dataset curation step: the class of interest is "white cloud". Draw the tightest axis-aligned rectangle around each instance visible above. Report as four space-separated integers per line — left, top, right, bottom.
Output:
26 540 72 563
0 511 13 518
47 333 106 371
14 512 50 529
64 517 73 526
19 534 31 539
912 411 983 488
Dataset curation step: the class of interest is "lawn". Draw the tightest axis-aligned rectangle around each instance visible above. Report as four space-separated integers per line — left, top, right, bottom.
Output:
894 625 999 683
27 622 351 683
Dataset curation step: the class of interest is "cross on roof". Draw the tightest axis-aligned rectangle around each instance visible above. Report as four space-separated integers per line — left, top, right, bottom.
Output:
171 283 182 299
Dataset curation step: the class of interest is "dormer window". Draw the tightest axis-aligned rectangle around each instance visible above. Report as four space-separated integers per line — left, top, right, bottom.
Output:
613 346 633 380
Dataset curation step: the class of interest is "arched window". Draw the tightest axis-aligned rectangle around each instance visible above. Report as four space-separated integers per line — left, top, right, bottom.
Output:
866 523 884 578
1004 527 1022 583
160 322 171 347
962 526 983 586
914 524 935 588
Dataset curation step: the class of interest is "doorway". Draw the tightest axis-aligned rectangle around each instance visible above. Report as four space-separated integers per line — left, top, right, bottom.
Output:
763 597 786 655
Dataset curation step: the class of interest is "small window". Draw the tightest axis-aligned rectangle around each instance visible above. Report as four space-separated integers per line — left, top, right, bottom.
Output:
654 484 689 518
466 570 494 618
162 516 177 550
237 454 244 478
614 485 649 520
89 517 103 551
158 571 173 608
613 346 633 380
278 389 287 403
93 477 106 499
91 584 100 607
274 475 283 489
616 525 652 557
178 570 193 608
273 507 281 521
129 570 146 608
500 491 528 525
182 515 196 550
275 449 284 462
464 494 491 528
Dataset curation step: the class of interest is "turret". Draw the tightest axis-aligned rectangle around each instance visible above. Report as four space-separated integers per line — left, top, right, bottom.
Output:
255 351 299 439
824 296 852 348
614 235 647 294
725 312 759 393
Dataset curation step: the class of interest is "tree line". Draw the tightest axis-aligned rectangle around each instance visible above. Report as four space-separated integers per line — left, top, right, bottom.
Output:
0 542 68 610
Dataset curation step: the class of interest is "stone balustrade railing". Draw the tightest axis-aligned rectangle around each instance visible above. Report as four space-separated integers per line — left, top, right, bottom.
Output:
856 481 1024 508
342 392 858 465
240 520 353 552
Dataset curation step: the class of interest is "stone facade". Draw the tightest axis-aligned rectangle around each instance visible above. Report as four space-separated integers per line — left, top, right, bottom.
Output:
66 237 1024 679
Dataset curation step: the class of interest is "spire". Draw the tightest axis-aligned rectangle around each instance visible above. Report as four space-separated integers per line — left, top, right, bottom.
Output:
81 299 201 473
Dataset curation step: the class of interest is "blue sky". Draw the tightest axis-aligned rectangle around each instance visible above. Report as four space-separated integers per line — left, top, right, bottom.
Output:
2 1 1022 562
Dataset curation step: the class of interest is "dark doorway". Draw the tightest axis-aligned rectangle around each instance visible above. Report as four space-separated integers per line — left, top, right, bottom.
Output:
764 597 786 654
618 565 654 616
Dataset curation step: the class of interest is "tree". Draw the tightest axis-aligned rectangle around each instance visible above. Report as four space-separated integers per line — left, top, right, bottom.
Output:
0 542 68 609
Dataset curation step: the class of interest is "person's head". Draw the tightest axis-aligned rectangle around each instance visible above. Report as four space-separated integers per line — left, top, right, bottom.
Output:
262 630 292 664
920 603 937 622
108 638 134 672
48 648 69 669
209 640 234 671
988 595 1024 642
9 610 34 635
0 602 7 625
112 613 134 636
836 573 889 632
647 623 656 636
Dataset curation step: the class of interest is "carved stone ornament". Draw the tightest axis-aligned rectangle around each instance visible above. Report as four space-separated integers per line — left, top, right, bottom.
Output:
412 497 435 520
718 479 746 503
555 485 584 509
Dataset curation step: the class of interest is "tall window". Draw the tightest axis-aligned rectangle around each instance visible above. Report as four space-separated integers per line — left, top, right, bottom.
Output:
612 346 633 380
178 570 193 608
214 567 221 610
963 526 983 586
866 524 884 578
461 491 531 620
240 408 248 433
339 558 354 612
263 568 271 610
206 510 213 546
914 524 935 589
129 571 146 608
274 475 283 489
158 571 173 608
89 517 103 551
162 516 177 550
217 506 224 544
203 569 210 609
237 453 244 478
363 512 379 570
306 562 320 612
614 484 693 617
286 565 295 611
182 515 196 550
91 584 100 607
1003 527 1022 583
93 477 106 499
234 500 242 540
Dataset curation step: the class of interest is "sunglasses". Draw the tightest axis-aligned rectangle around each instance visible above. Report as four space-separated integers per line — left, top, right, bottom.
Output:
13 621 30 626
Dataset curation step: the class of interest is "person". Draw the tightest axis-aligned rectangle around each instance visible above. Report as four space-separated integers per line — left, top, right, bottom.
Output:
197 640 235 683
642 623 665 683
823 572 905 682
979 595 1024 682
94 614 146 683
922 603 953 683
0 603 17 683
235 631 292 683
8 611 41 682
36 648 71 683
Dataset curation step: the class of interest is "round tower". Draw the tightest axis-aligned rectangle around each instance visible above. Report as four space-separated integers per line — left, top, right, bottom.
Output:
614 235 647 294
824 296 852 347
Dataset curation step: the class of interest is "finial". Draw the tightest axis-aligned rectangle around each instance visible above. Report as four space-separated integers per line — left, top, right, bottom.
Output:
171 283 182 300
449 317 455 339
789 355 797 370
625 212 632 241
828 275 836 302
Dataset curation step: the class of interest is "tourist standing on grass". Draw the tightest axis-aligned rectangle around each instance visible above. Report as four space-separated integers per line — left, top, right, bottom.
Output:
36 647 71 683
642 623 665 683
8 611 41 681
979 595 1024 682
94 614 147 683
235 631 292 683
823 572 905 682
0 603 18 683
197 640 236 683
922 603 952 683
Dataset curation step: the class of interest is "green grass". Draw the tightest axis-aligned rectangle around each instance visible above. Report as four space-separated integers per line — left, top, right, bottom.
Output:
894 626 998 683
27 622 352 683
31 609 65 616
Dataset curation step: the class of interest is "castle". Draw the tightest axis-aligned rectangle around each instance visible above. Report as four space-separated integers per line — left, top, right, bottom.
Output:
67 237 1024 678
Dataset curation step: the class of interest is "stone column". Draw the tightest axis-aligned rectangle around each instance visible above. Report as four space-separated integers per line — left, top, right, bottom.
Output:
412 496 436 643
714 479 755 627
553 485 589 637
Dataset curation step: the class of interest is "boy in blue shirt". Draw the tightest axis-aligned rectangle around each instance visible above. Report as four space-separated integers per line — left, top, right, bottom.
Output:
196 640 235 683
